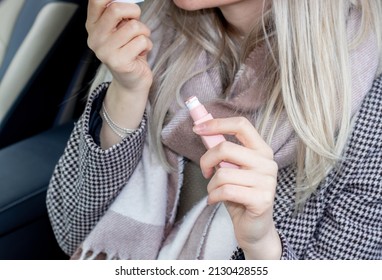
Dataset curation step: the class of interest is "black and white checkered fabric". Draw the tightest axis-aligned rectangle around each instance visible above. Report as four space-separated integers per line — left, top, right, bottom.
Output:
46 83 147 255
47 76 382 259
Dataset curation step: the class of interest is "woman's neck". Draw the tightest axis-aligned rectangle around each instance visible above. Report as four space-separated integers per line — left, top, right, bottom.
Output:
219 0 269 36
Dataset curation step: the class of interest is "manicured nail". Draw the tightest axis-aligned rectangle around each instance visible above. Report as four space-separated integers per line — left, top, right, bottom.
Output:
192 123 206 134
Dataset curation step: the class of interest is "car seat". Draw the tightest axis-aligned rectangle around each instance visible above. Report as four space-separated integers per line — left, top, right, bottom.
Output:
0 0 92 149
0 0 100 259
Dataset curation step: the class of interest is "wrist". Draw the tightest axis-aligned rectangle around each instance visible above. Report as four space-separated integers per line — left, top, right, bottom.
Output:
241 226 282 260
109 77 152 99
104 81 148 129
111 68 153 95
101 102 139 139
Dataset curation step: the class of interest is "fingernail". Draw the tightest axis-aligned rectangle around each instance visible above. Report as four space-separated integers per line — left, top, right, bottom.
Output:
193 123 206 134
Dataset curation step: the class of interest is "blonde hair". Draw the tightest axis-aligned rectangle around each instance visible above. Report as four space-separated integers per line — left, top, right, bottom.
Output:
95 0 382 206
271 0 382 205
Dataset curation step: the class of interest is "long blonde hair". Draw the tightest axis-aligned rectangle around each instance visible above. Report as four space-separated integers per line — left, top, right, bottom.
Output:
96 0 382 205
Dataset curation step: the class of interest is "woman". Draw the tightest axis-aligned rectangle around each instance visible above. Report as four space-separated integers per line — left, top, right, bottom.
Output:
46 0 382 259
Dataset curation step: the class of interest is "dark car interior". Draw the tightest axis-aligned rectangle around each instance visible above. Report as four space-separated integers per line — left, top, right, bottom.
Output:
0 0 100 259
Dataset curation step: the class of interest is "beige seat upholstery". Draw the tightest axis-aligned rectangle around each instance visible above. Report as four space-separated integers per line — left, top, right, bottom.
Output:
0 0 91 148
0 0 97 260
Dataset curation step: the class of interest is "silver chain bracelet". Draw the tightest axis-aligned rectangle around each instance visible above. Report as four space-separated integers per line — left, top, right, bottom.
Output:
102 102 138 139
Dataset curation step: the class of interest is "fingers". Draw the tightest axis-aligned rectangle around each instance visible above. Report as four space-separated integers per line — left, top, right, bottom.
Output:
206 166 276 206
207 184 275 215
206 168 276 216
193 116 273 158
87 0 141 26
86 0 152 74
194 116 278 212
207 167 277 194
87 0 109 25
96 2 141 30
86 0 142 46
94 19 151 58
108 19 151 48
106 35 152 73
200 141 277 177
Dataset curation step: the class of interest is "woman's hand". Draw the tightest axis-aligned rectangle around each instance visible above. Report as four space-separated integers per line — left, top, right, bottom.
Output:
86 0 153 92
86 1 153 148
194 117 282 259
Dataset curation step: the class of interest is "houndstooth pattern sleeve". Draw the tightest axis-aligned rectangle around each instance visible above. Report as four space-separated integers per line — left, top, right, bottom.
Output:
46 82 147 256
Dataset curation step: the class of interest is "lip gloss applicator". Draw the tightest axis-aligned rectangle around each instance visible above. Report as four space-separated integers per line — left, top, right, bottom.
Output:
185 96 239 169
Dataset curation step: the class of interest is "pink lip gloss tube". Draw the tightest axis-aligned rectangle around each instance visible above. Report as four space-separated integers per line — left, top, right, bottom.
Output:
185 96 239 169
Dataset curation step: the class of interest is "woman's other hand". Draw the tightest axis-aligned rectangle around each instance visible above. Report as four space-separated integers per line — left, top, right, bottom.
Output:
86 0 153 92
86 1 153 148
194 117 282 259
